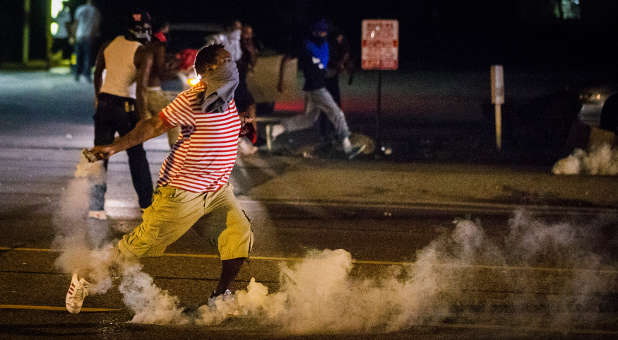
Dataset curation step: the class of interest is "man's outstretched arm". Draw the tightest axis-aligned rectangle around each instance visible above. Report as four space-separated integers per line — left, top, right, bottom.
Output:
90 115 171 159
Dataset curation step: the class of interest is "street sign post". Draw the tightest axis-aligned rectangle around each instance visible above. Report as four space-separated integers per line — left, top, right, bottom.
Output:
362 19 398 156
490 65 504 151
361 19 399 71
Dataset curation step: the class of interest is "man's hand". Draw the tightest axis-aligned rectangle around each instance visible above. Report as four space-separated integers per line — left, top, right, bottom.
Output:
238 111 257 142
238 110 256 125
89 144 116 160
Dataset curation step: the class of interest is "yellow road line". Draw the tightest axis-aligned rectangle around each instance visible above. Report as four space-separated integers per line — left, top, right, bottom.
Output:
2 246 617 275
0 304 121 312
426 322 618 336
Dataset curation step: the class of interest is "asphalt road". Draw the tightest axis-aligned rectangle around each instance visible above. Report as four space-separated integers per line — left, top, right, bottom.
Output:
0 69 617 339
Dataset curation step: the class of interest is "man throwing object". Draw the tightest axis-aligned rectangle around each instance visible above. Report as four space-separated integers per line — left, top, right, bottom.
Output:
66 44 254 314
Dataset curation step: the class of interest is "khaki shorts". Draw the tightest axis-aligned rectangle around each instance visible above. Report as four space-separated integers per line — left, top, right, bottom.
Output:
117 183 253 260
146 89 181 148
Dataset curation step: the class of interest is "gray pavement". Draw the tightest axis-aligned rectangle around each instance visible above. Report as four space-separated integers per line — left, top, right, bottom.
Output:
0 68 616 217
1 68 617 339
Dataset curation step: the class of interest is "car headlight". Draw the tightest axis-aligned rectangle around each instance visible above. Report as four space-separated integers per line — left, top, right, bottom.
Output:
579 92 604 104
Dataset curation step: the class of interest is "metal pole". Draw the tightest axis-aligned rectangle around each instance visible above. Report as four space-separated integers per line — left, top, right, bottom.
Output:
495 103 502 151
22 0 31 65
46 0 53 69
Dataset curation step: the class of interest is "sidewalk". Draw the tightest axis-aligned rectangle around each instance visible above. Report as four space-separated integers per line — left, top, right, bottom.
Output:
229 152 618 214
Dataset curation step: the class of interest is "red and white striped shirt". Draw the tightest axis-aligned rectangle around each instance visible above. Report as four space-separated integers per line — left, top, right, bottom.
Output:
157 82 240 192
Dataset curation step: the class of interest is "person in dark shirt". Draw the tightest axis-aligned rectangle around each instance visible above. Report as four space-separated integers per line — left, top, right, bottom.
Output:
271 19 365 160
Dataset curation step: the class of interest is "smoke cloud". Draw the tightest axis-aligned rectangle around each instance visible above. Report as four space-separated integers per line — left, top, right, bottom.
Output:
53 153 615 334
191 210 615 335
552 143 618 175
119 261 190 325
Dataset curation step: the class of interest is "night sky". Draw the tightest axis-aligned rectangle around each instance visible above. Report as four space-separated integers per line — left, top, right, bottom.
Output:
1 0 617 70
91 0 618 70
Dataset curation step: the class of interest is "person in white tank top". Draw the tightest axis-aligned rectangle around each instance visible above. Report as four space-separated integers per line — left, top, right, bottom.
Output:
86 10 155 221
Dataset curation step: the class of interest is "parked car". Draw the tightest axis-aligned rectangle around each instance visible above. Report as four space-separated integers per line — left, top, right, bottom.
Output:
576 80 618 129
576 80 618 132
160 23 223 93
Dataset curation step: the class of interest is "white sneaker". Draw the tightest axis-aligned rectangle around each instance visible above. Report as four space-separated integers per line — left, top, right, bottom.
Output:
65 273 90 314
345 144 367 160
88 210 107 220
207 289 233 309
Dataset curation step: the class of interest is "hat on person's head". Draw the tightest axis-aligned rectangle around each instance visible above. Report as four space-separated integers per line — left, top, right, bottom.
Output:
128 10 152 29
311 19 329 33
126 9 152 41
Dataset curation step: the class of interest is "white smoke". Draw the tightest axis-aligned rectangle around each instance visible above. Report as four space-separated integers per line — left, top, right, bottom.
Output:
186 210 614 335
53 152 196 319
53 153 614 334
552 143 618 175
53 151 114 293
119 261 190 325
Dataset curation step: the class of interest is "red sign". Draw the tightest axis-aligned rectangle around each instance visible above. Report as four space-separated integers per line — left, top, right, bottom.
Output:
361 19 399 70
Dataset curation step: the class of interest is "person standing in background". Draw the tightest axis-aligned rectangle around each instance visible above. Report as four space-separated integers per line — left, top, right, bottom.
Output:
51 0 72 63
272 19 365 160
236 24 259 155
317 29 353 146
87 10 154 220
224 19 243 63
72 0 101 82
144 18 181 149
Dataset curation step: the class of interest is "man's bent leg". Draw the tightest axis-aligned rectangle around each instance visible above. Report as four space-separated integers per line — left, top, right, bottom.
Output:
89 102 116 212
280 91 322 133
200 184 253 296
314 87 351 141
213 258 245 297
117 187 204 258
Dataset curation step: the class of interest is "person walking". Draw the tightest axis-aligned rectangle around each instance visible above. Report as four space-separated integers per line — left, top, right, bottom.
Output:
236 23 259 155
272 19 365 159
143 18 181 149
224 19 243 63
51 0 72 63
317 29 353 146
65 43 253 315
72 0 101 82
87 10 154 220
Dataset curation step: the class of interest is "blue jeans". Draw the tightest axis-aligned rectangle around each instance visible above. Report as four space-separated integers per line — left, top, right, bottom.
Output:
75 38 93 81
89 93 154 210
281 87 351 142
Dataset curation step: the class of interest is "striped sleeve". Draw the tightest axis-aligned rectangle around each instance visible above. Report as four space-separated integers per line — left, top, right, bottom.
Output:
160 91 196 127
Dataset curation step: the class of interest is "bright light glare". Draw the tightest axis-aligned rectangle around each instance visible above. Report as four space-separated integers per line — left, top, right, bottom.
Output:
51 0 65 36
188 78 200 86
51 0 63 18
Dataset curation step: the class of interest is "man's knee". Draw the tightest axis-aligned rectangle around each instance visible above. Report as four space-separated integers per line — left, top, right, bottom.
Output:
217 209 253 260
